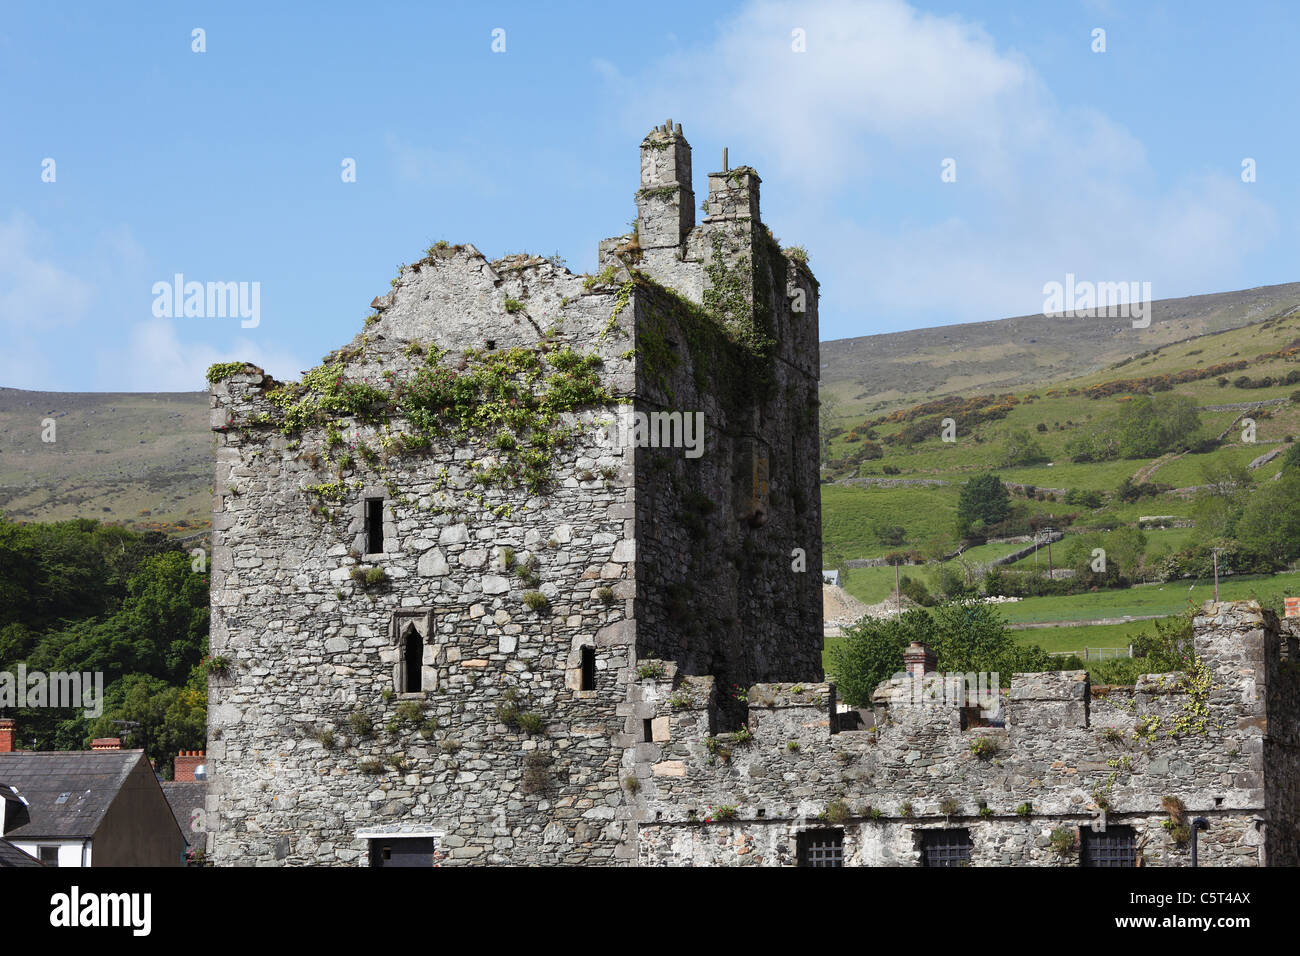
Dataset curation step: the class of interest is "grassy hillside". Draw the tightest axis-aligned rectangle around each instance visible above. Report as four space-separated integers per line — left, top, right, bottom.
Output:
819 280 1300 423
820 292 1300 658
0 388 211 534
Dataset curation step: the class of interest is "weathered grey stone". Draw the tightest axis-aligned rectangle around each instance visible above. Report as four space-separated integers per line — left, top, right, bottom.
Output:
417 549 449 577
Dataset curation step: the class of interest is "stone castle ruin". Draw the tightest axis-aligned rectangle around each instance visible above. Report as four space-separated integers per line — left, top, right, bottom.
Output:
206 125 1298 866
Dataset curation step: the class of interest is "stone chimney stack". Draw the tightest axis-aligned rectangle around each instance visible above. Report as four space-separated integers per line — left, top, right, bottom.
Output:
174 750 206 782
903 642 937 678
0 718 15 754
636 120 695 250
91 737 121 751
704 166 761 223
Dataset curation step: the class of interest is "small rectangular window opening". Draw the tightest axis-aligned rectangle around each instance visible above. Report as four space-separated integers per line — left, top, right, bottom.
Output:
920 829 972 868
366 498 385 554
1081 826 1136 867
797 830 844 867
643 718 654 742
580 646 596 691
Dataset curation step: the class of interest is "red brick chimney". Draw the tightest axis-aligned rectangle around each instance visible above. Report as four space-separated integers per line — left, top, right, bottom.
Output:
91 737 121 750
903 642 937 678
0 719 15 754
174 750 206 782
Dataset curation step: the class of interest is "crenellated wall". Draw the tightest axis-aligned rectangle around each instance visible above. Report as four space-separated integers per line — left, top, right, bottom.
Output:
623 601 1291 866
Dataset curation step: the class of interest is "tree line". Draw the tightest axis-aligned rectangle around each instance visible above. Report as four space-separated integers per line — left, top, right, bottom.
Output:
0 516 208 774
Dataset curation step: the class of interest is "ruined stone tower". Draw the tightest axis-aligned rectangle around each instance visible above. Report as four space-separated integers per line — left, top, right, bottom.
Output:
205 124 823 865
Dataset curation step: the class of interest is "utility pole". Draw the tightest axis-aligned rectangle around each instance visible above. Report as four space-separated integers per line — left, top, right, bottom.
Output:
1043 527 1055 577
1211 547 1223 602
894 560 901 615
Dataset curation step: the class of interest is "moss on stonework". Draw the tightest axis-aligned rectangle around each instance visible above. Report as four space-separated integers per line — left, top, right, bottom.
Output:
207 362 257 384
262 341 612 496
637 185 680 201
632 267 775 409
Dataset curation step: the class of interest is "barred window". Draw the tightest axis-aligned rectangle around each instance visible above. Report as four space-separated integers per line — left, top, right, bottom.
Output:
797 829 844 867
920 828 971 867
1081 826 1136 867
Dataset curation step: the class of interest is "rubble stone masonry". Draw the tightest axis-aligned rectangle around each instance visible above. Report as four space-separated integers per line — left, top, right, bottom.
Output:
206 124 1296 866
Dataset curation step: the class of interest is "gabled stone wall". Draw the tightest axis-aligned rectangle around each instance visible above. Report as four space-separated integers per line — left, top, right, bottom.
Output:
207 248 642 864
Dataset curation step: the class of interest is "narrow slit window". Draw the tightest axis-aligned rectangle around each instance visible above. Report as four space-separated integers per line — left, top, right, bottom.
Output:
402 625 422 693
643 718 654 742
366 499 385 554
580 646 596 691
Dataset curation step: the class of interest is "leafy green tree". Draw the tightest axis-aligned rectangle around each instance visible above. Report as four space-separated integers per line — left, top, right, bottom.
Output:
1000 429 1048 467
1190 461 1254 545
829 600 1052 706
955 474 1010 538
829 610 932 707
1066 426 1120 463
1282 442 1300 473
1116 394 1202 459
41 551 207 687
1089 613 1196 684
1104 526 1148 580
925 600 1053 677
1235 473 1300 566
928 562 976 600
87 667 206 775
0 517 207 754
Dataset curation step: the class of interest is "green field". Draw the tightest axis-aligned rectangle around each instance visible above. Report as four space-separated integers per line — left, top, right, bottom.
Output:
997 572 1298 624
1009 620 1162 655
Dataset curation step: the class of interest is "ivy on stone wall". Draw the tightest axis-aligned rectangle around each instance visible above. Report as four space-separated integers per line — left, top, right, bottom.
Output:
211 338 613 497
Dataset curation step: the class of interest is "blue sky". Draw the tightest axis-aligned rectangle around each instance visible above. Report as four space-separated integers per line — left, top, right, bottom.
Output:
2 0 1297 391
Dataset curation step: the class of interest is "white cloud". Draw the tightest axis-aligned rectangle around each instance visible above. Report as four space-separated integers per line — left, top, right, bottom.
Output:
0 212 100 389
817 172 1276 325
0 212 95 329
609 0 1040 185
106 318 309 393
600 0 1278 331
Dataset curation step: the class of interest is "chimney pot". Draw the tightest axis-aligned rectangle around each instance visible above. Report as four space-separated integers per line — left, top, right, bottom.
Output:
903 642 937 677
173 750 207 782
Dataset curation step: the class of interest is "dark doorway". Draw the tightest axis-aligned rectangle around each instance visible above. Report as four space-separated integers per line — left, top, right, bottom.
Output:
403 625 422 692
366 499 385 554
369 837 435 867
